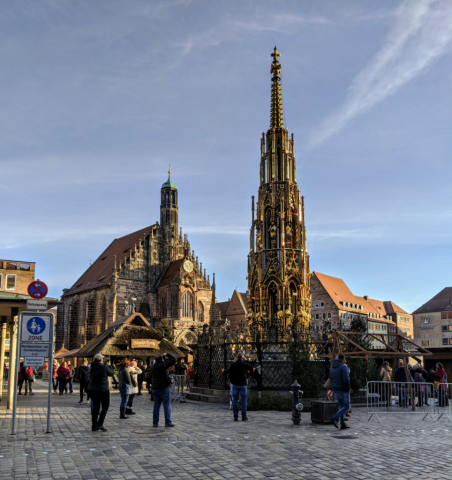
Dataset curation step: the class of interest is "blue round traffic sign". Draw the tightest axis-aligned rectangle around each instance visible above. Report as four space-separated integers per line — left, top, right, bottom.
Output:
26 317 46 335
28 281 48 299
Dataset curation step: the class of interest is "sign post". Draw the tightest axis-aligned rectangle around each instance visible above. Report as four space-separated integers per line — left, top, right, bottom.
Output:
11 311 54 435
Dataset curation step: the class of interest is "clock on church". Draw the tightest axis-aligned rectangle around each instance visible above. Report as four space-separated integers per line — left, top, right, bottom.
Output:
183 260 193 273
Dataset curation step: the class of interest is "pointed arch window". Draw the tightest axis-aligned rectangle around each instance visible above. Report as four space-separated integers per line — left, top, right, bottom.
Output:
197 301 204 322
182 292 193 318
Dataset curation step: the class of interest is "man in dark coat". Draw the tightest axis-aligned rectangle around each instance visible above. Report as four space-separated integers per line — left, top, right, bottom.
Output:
222 353 255 421
78 359 90 404
394 360 410 407
329 354 351 429
151 353 176 427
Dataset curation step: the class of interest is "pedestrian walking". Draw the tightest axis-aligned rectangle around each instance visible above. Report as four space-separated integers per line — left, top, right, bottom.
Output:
52 360 59 393
78 359 90 404
87 353 113 432
136 361 145 395
394 359 410 407
144 364 153 395
431 362 447 407
66 361 75 393
151 353 176 427
175 358 188 377
222 353 255 421
24 366 36 395
17 362 25 395
57 362 71 395
379 361 392 403
118 359 132 419
186 362 195 391
329 354 351 429
126 360 142 415
413 364 425 407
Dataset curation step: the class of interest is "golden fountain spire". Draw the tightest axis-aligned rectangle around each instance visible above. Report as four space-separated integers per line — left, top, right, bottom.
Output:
270 46 284 129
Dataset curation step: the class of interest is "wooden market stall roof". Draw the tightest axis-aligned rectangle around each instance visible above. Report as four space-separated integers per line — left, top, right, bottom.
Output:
75 312 183 359
317 331 432 361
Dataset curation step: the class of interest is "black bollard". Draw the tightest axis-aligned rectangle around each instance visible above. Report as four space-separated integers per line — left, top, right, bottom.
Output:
291 380 303 425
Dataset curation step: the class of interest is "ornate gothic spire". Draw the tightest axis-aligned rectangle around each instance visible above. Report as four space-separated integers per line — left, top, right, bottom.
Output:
270 46 284 129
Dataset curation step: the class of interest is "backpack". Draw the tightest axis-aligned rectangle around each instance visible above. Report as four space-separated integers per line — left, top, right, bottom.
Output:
24 367 33 379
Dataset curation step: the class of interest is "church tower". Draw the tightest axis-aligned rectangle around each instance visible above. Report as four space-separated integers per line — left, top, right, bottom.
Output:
247 47 311 329
160 167 179 264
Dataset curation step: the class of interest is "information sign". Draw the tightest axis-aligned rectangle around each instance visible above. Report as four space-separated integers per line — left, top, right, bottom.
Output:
23 357 45 367
20 343 50 357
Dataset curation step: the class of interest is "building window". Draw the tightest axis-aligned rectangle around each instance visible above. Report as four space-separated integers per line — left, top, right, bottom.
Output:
314 303 319 309
320 302 324 308
328 312 331 319
421 340 429 347
0 274 2 289
449 312 452 319
322 313 326 320
182 292 193 318
442 325 448 332
197 301 204 322
443 338 449 346
442 312 447 319
5 275 16 290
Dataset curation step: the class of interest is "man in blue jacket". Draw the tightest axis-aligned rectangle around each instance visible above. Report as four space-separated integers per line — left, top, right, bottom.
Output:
329 354 351 429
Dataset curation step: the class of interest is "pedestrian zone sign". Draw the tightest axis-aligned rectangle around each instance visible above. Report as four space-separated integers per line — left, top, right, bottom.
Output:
20 313 51 343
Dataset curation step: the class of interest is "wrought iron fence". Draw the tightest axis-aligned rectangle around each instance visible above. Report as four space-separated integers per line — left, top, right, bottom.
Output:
191 319 328 391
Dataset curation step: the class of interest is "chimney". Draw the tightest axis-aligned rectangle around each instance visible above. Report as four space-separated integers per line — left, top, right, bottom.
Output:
364 296 369 301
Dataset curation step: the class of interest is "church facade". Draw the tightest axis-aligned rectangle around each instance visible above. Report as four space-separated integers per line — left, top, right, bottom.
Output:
247 47 311 329
56 173 219 351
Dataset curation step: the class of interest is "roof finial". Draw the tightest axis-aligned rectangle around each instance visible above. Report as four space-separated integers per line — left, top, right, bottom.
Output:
168 163 171 178
270 46 284 128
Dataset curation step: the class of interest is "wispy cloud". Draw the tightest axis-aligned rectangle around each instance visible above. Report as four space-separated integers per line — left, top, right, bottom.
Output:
309 0 452 147
176 13 334 55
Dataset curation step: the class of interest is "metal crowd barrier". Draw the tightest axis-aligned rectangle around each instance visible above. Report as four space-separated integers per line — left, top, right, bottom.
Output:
367 381 436 422
436 383 452 421
170 375 186 402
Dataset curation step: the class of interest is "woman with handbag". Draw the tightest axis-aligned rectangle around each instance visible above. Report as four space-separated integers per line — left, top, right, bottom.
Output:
87 353 113 432
126 360 142 415
118 359 133 419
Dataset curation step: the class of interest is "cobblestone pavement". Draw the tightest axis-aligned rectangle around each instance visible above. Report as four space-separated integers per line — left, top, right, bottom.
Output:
1 380 452 480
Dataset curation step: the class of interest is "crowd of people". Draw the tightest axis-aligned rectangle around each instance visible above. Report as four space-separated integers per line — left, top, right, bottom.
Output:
41 354 195 432
327 355 449 430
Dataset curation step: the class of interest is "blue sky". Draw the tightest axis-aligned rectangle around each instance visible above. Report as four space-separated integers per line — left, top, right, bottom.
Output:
1 0 451 313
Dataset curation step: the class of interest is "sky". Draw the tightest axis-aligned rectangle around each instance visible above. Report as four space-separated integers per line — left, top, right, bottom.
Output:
1 0 451 313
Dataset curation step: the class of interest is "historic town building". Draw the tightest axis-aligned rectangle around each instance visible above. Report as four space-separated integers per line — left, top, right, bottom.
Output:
56 172 219 351
310 271 415 348
215 289 249 329
412 287 452 373
247 48 311 329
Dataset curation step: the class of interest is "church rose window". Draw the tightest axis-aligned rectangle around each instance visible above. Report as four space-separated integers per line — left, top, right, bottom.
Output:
182 292 193 318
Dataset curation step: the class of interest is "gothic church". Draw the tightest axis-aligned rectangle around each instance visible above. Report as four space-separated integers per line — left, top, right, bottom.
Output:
56 172 218 351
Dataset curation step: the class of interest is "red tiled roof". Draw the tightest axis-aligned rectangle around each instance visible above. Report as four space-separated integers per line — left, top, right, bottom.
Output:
158 259 184 288
313 272 396 325
238 292 249 312
216 301 230 319
64 225 155 296
383 300 409 315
